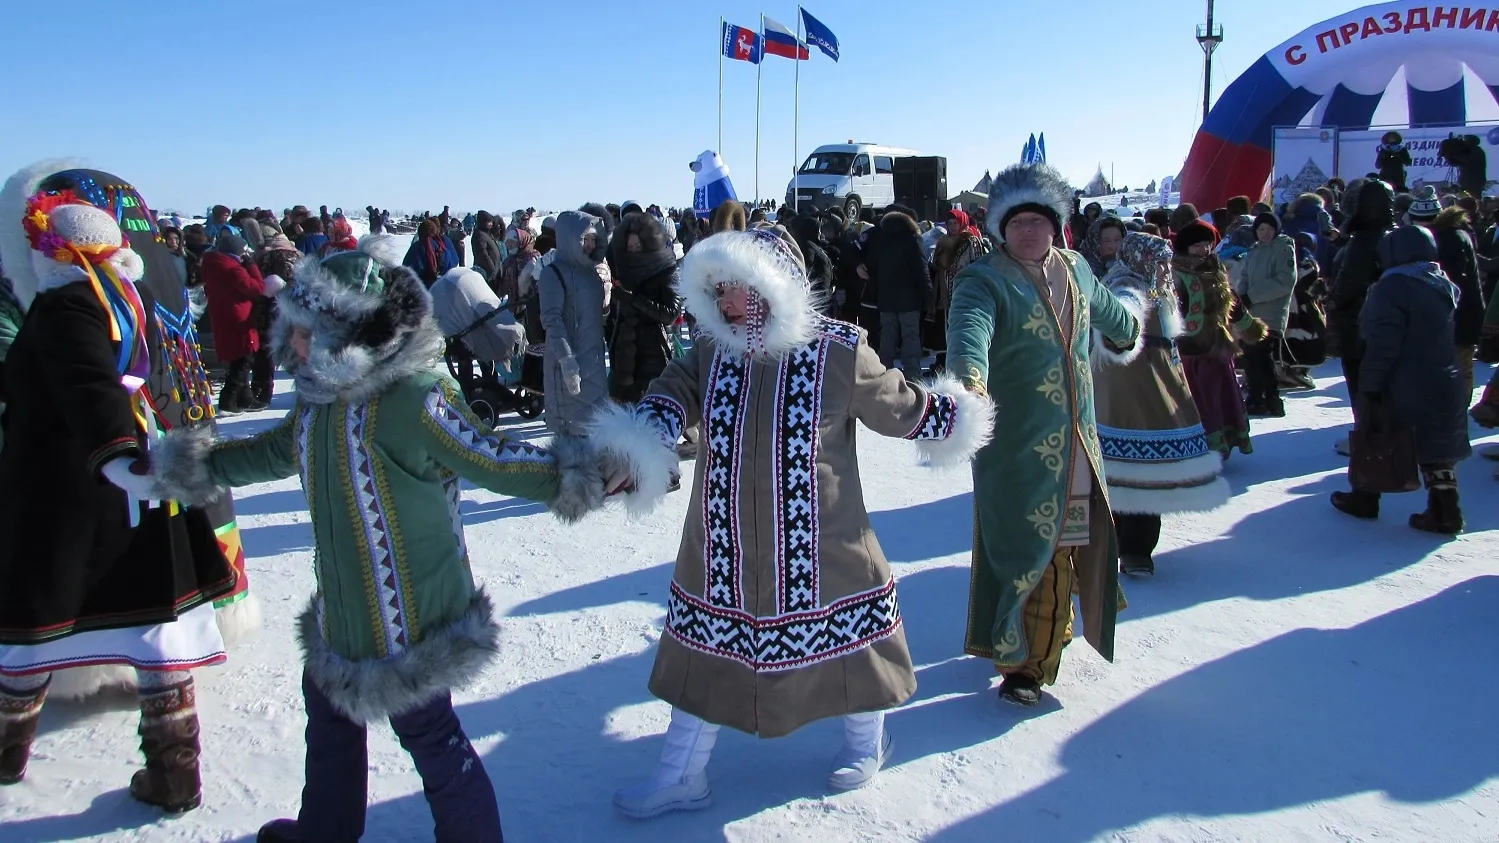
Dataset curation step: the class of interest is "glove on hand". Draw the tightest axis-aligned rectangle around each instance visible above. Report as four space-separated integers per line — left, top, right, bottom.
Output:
101 456 155 501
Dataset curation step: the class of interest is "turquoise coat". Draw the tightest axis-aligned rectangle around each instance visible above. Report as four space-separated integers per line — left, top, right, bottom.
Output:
202 371 569 721
945 247 1144 668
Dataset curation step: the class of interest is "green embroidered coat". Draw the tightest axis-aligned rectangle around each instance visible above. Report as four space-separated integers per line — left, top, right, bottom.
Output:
201 372 566 721
945 247 1145 669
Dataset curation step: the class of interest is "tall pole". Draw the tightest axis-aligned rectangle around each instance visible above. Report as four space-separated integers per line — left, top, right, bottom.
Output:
1197 0 1223 125
794 6 802 184
718 16 724 152
756 15 763 203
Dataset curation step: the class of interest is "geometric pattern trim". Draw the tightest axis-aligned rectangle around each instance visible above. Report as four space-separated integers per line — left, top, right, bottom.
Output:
772 339 825 614
422 383 554 472
1097 423 1211 462
701 350 752 609
664 579 902 673
904 390 958 442
640 394 686 447
345 402 409 656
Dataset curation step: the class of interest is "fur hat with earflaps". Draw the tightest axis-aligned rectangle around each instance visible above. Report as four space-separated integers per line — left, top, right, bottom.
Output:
270 233 444 405
985 162 1075 243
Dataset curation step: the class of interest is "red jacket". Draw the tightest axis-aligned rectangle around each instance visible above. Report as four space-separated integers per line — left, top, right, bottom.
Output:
199 251 264 361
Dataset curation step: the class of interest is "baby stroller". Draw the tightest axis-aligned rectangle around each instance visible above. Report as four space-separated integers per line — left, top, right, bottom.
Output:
430 268 544 426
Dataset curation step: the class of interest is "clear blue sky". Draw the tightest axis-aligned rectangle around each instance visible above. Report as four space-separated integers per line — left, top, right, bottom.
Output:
1 0 1367 214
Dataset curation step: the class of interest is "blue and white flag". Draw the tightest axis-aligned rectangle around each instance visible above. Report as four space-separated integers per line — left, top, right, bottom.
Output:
800 8 840 61
1038 132 1048 164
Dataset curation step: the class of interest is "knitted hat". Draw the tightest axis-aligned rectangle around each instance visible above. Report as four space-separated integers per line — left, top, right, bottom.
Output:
216 231 247 256
1172 219 1219 253
1252 212 1281 235
1406 185 1441 220
0 172 146 309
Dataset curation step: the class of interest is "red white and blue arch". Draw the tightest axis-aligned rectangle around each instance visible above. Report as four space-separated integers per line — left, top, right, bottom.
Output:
1181 1 1499 209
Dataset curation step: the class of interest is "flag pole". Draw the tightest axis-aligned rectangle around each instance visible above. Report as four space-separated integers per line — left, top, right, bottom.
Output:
718 16 724 152
793 6 802 189
756 14 763 204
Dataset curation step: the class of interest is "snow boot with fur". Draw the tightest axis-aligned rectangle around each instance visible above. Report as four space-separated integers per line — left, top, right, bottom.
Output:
614 708 718 819
1330 489 1379 520
0 676 47 785
829 712 892 791
129 677 202 813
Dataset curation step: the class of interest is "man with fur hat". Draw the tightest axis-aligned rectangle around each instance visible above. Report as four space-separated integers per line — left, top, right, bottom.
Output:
590 228 994 817
149 234 614 842
0 169 245 813
945 162 1150 706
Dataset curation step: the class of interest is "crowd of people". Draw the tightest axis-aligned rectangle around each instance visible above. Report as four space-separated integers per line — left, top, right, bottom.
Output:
0 153 1491 842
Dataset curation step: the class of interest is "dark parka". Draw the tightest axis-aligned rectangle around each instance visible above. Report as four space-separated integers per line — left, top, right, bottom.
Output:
863 211 930 314
1359 226 1471 465
1329 179 1396 353
787 215 835 314
1424 208 1487 347
470 212 503 284
606 214 682 403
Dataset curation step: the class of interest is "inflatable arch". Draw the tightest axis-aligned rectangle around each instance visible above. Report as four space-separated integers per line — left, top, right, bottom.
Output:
1180 1 1499 209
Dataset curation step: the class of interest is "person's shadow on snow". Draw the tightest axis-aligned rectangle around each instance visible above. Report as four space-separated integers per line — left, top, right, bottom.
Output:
926 575 1499 843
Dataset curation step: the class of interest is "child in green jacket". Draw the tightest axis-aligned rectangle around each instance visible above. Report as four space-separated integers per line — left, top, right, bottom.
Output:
152 235 606 843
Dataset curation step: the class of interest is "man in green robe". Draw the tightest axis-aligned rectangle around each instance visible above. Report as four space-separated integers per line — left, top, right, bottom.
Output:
945 163 1150 706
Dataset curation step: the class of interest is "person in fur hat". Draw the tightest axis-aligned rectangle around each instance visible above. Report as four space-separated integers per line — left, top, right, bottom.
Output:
589 228 994 817
0 170 247 813
148 234 614 842
1173 220 1266 458
1094 232 1231 577
945 162 1150 706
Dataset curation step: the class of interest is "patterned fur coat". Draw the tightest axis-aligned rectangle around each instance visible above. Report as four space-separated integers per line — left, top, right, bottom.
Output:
589 231 993 737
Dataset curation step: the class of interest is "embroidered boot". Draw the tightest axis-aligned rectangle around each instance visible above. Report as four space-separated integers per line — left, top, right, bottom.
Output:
129 676 202 813
614 708 718 819
0 676 48 785
829 712 893 791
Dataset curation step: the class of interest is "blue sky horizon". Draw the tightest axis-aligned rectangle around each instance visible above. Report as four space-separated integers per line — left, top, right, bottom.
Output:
0 1 1465 215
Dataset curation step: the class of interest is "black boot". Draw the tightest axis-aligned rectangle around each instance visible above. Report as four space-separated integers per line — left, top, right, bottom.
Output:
1120 553 1155 577
257 819 302 842
1331 489 1380 519
1410 488 1464 535
998 674 1041 707
0 678 47 785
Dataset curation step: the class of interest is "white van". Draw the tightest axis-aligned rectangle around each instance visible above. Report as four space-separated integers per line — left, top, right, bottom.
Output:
786 142 920 220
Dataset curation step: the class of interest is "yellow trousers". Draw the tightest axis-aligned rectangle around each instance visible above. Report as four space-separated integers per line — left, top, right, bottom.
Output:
1004 548 1075 686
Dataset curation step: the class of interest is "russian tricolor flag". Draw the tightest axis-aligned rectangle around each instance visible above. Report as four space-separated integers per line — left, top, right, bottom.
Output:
762 17 809 60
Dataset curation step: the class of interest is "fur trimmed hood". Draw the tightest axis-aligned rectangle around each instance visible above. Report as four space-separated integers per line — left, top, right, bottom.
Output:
677 229 819 358
271 234 444 405
986 163 1074 243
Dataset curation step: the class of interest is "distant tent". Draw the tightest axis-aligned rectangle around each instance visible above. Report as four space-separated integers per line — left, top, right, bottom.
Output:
950 190 989 213
1083 165 1111 197
973 170 993 194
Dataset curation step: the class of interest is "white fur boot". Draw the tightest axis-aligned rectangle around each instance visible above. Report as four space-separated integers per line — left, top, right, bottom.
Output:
829 711 892 791
614 708 718 819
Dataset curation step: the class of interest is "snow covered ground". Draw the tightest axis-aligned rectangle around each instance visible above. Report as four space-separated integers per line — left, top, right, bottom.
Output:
3 361 1498 842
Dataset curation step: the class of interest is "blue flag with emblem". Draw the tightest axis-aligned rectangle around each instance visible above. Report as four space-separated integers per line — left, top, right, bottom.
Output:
800 8 839 61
